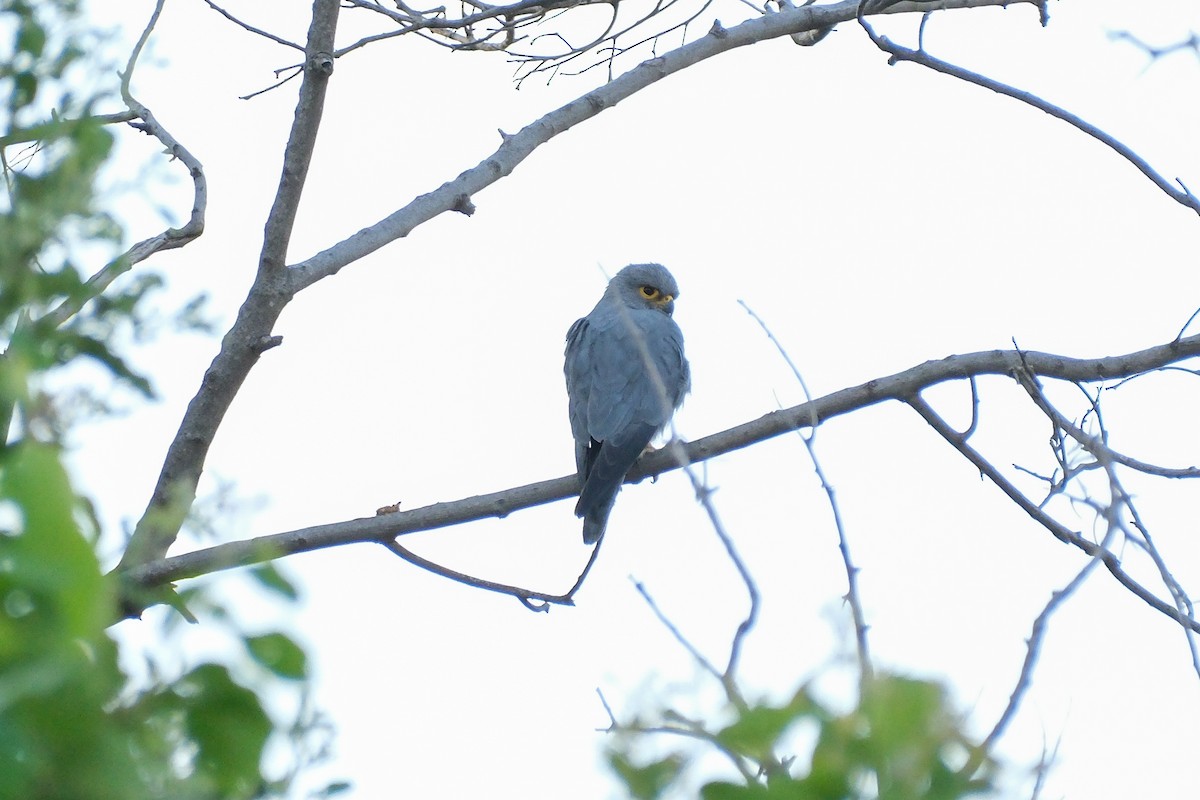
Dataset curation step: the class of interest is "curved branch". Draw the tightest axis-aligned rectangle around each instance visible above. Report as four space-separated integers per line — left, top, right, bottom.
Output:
122 333 1200 592
857 11 1200 215
287 0 1034 290
381 538 604 610
908 393 1200 635
43 0 207 329
973 550 1102 773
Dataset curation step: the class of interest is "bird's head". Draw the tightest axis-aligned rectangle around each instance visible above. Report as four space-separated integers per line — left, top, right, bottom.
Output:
608 263 680 316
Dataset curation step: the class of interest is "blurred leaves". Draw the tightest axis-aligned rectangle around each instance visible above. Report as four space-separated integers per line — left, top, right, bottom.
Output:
250 562 301 601
245 632 309 681
0 2 337 798
180 664 274 797
610 751 687 800
612 674 992 800
2 0 160 446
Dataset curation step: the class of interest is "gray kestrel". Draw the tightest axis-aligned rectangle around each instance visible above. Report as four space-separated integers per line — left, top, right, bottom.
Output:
564 263 690 543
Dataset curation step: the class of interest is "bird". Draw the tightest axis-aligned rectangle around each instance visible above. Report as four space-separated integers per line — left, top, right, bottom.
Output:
564 263 690 544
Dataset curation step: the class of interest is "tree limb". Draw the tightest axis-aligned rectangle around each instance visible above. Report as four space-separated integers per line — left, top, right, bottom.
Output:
286 0 1035 291
907 392 1200 635
116 0 1034 574
856 9 1200 215
117 0 341 569
42 0 207 330
123 333 1200 593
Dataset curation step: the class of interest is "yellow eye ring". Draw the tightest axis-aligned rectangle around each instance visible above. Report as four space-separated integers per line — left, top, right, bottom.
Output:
640 286 658 299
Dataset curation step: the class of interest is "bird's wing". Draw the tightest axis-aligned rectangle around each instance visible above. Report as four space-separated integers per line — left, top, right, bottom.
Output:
564 316 595 476
582 308 683 441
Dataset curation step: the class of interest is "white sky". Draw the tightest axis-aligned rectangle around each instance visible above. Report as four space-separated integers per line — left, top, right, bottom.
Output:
76 0 1200 797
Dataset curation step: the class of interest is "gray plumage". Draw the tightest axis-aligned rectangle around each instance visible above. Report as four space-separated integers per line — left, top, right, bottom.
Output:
564 263 690 544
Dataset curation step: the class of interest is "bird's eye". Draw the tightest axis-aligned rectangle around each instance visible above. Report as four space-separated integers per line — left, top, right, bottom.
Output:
640 286 658 299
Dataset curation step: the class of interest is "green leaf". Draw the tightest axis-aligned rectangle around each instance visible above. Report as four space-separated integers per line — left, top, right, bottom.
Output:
59 331 155 397
716 687 816 759
16 16 46 58
609 751 685 800
12 71 38 110
700 781 772 800
862 675 947 753
245 632 309 680
0 442 111 651
249 562 300 600
180 664 272 798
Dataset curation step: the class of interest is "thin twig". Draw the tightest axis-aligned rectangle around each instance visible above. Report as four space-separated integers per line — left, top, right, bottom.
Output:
976 550 1103 764
1013 366 1200 677
1014 368 1200 480
42 0 206 330
1176 306 1200 342
0 111 137 148
203 0 305 50
856 10 1200 215
381 539 587 610
908 392 1200 635
595 689 758 782
239 66 304 101
739 301 872 686
632 579 727 688
1109 29 1200 63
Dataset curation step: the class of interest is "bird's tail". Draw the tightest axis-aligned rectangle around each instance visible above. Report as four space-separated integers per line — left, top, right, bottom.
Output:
580 503 613 544
575 424 655 544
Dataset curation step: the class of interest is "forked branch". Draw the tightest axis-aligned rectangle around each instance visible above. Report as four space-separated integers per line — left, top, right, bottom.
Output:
125 334 1200 610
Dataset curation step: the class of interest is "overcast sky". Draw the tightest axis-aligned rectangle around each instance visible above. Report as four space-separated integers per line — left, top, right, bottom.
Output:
81 0 1200 797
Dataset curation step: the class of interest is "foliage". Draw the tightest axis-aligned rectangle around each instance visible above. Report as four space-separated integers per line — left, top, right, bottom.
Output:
0 2 334 798
0 0 155 444
609 674 992 800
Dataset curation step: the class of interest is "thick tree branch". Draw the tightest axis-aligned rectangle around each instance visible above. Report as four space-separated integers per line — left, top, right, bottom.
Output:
286 0 1034 291
116 0 1033 574
123 334 1200 592
117 0 341 570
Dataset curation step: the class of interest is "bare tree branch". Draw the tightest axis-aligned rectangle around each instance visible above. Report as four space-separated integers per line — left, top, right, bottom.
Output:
856 9 1200 215
633 578 727 687
40 0 207 330
123 334 1200 599
974 549 1103 772
286 0 1035 291
907 390 1200 636
739 300 874 687
118 0 342 569
381 537 603 609
1109 29 1200 63
112 0 1028 578
0 111 137 148
202 0 306 51
1011 365 1200 673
